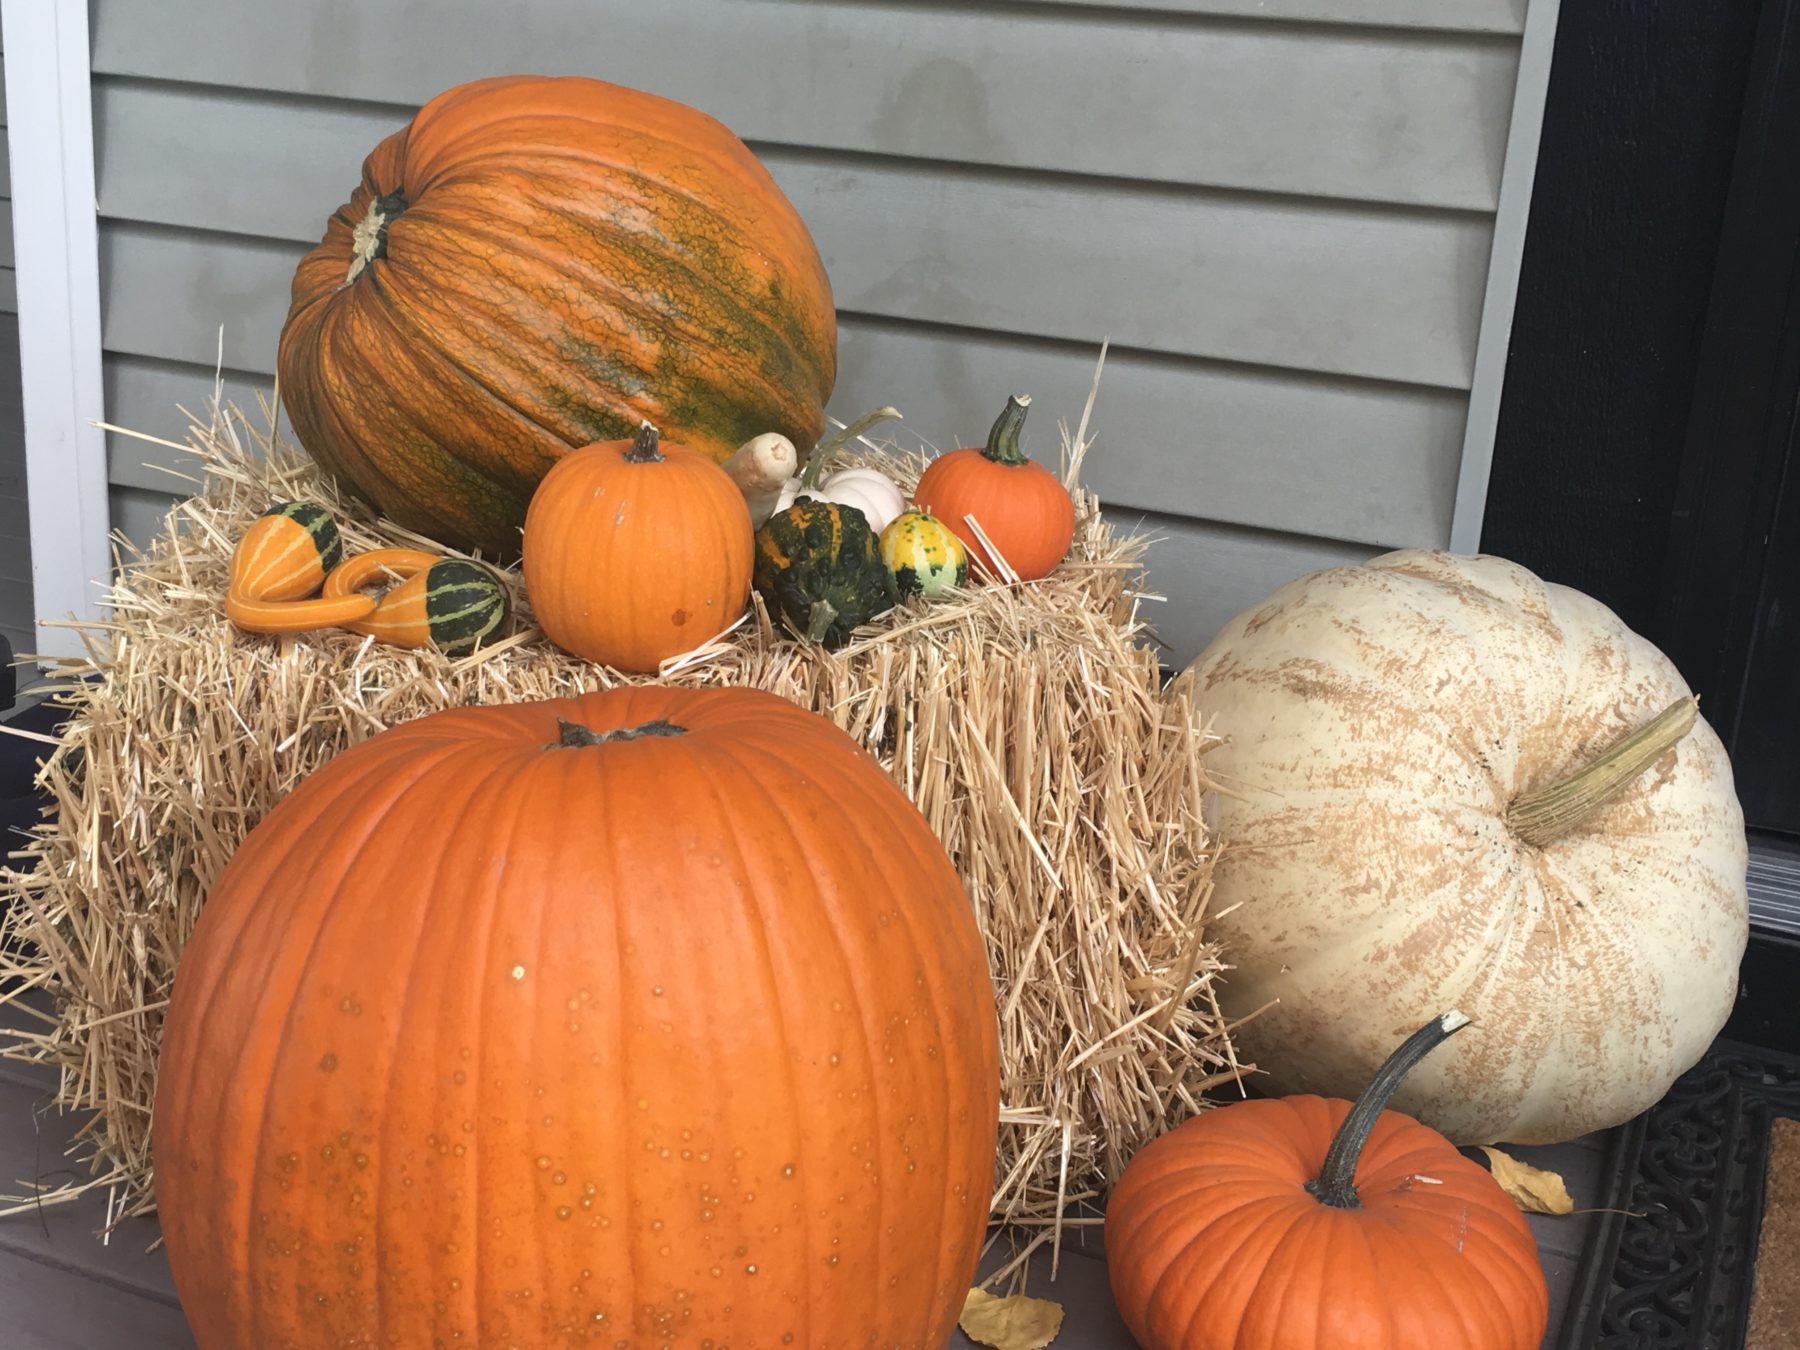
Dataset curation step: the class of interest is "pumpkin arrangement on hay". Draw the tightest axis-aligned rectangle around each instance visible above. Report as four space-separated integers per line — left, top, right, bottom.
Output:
0 69 1754 1350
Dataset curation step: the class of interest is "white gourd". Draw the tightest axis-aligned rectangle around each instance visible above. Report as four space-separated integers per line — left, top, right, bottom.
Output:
771 470 909 534
1191 549 1749 1146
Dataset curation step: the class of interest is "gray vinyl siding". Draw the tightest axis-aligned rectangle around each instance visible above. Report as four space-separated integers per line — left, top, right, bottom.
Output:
85 0 1546 664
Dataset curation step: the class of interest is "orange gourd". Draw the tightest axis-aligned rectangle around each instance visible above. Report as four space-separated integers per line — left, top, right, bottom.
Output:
153 686 1000 1349
277 74 837 556
912 395 1075 582
1104 1012 1548 1350
522 422 753 672
225 502 377 634
322 549 512 655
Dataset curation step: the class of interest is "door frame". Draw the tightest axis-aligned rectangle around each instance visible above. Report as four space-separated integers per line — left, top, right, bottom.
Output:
0 0 108 663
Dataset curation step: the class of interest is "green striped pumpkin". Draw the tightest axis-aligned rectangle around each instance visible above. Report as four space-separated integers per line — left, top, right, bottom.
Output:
753 499 894 647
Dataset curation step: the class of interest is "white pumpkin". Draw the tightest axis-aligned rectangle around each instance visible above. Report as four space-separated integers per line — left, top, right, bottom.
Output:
1192 549 1748 1145
773 466 908 534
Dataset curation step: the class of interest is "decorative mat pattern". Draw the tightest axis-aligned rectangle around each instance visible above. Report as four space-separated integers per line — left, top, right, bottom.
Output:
1563 1039 1800 1347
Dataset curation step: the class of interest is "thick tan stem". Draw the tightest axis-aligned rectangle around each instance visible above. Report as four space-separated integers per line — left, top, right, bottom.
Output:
1506 696 1698 848
346 190 406 284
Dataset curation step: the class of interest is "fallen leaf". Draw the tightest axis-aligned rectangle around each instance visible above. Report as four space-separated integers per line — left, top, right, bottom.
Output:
959 1287 1065 1349
1480 1146 1574 1215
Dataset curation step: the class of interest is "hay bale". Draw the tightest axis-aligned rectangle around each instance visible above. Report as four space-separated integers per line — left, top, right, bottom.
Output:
0 392 1236 1243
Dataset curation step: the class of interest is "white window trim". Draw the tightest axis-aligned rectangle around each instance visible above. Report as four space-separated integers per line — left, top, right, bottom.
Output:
1451 0 1564 553
2 0 107 662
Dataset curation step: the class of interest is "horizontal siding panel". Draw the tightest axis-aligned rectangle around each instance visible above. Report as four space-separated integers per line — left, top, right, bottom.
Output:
1108 511 1374 663
0 267 14 313
103 355 270 495
0 210 10 269
1036 0 1526 31
89 2 1517 210
98 225 296 372
98 234 1463 545
833 322 1463 547
111 484 182 557
96 94 1489 389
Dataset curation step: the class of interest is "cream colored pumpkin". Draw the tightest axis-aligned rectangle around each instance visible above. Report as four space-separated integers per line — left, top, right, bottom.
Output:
1192 549 1748 1145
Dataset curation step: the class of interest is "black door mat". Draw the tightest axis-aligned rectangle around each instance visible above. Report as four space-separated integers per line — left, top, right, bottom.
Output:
1562 1038 1800 1347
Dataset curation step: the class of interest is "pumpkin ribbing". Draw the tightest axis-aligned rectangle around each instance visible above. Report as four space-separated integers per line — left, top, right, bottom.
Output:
522 423 755 673
1104 1009 1547 1350
153 686 1000 1349
1192 548 1749 1145
278 75 837 555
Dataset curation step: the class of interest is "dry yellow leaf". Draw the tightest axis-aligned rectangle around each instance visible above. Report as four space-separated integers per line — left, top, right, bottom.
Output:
1480 1146 1575 1215
959 1287 1066 1350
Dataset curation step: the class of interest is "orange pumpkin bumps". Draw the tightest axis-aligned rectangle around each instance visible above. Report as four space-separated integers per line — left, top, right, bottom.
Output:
153 686 1000 1350
278 74 836 556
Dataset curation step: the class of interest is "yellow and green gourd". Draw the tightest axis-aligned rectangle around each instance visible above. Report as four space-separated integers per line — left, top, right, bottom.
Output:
880 508 968 601
225 501 378 633
323 548 511 655
754 499 895 647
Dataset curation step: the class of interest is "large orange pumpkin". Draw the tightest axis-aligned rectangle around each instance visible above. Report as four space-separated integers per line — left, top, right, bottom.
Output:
523 421 754 672
1105 1013 1547 1350
278 75 837 556
153 687 999 1349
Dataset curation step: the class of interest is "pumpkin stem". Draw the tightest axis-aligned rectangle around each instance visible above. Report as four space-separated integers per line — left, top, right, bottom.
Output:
804 597 840 644
625 421 664 463
1306 1010 1470 1210
800 406 903 489
1505 697 1698 849
346 188 407 284
556 718 686 747
982 394 1033 466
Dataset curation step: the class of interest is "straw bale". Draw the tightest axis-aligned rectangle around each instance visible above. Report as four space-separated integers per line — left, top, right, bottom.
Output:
0 389 1237 1243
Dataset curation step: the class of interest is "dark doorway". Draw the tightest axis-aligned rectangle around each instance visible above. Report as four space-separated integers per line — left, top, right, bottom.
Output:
1486 0 1800 838
1658 0 1800 836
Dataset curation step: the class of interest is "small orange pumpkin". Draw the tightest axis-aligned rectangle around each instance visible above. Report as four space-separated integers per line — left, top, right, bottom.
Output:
1104 1012 1548 1350
912 394 1075 582
522 422 753 672
225 502 377 634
